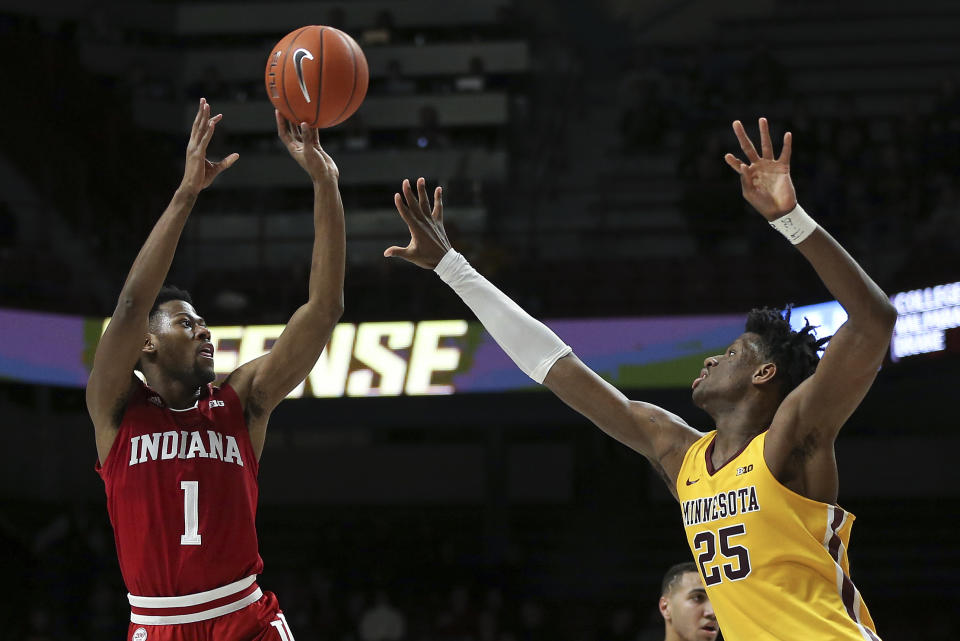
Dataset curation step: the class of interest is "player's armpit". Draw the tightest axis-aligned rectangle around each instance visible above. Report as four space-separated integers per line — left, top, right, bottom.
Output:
625 399 704 498
221 303 339 461
87 302 156 462
219 297 340 463
771 224 895 447
87 373 141 464
220 358 260 409
768 318 889 448
248 301 340 405
544 355 703 497
221 355 273 460
764 315 892 502
224 301 340 414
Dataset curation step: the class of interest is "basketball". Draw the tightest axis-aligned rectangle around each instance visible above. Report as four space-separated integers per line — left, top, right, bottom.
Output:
264 25 369 128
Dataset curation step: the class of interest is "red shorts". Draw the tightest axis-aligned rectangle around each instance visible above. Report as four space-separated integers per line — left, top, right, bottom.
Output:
126 591 294 641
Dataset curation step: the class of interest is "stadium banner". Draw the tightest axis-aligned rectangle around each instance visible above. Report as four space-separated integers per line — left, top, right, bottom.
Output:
0 281 956 396
0 308 101 388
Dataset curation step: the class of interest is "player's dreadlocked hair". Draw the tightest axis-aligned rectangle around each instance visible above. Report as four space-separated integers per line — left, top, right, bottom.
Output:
745 306 831 399
148 284 195 328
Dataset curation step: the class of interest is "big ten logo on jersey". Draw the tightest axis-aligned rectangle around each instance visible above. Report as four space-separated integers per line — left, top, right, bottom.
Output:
736 464 753 476
132 627 148 641
209 399 225 409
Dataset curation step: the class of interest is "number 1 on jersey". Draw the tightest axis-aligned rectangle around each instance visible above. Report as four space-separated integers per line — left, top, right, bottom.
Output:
180 480 202 545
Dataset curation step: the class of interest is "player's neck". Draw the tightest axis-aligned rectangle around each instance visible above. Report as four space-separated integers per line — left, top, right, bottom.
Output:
144 370 203 410
663 626 686 641
711 401 775 463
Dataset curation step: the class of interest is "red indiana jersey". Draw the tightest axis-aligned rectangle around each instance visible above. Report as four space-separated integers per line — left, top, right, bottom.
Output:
97 380 264 597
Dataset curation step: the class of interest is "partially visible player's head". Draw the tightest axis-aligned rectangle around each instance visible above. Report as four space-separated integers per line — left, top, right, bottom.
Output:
658 563 718 641
138 285 215 386
691 306 829 410
743 306 829 398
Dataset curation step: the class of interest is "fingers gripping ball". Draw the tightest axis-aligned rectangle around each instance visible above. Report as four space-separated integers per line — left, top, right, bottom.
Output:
265 26 369 128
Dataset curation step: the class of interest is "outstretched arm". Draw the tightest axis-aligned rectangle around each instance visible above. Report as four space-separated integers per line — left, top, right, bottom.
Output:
725 118 897 470
385 178 702 498
226 113 345 459
86 99 238 463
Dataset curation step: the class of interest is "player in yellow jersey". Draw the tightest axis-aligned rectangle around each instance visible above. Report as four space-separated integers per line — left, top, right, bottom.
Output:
386 117 895 640
658 562 718 641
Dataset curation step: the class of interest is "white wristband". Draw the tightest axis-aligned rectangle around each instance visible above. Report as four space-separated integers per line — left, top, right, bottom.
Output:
769 204 817 244
435 249 571 383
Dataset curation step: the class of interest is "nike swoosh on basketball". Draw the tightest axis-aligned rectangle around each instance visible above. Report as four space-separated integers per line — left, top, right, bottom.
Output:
293 48 315 103
686 478 700 485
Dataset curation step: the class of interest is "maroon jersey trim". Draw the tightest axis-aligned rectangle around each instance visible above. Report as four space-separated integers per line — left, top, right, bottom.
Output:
704 430 765 476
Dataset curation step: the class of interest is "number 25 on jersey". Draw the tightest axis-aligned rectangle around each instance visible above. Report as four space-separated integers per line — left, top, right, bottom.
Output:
694 524 752 585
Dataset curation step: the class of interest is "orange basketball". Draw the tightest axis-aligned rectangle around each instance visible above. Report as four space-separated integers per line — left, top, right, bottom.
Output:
264 25 369 128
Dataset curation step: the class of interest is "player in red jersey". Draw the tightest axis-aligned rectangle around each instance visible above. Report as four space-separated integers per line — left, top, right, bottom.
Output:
86 98 345 641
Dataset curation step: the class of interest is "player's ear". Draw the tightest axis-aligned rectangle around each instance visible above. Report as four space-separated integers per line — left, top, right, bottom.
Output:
753 361 777 386
658 596 670 622
142 333 158 355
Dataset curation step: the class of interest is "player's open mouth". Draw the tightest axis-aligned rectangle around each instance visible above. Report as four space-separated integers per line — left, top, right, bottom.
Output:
198 344 215 359
701 623 717 632
691 368 708 389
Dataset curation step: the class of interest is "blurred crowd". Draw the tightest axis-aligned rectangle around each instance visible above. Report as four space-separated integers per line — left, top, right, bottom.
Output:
618 41 960 288
0 7 529 318
2 5 958 317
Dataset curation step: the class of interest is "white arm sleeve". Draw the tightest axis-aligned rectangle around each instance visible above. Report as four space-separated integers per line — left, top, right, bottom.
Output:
435 249 571 383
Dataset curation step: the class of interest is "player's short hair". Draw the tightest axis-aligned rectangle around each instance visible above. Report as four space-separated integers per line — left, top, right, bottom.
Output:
745 306 830 398
134 285 196 373
661 562 699 596
148 284 195 329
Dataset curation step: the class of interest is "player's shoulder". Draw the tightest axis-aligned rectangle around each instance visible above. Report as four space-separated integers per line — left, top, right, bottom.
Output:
213 380 242 401
220 360 259 405
678 428 715 463
638 401 706 445
106 378 159 436
205 381 249 420
124 376 155 409
765 382 819 451
631 401 710 489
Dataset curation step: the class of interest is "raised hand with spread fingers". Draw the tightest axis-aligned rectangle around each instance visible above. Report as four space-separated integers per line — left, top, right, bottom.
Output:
384 177 451 269
179 98 239 195
724 117 796 221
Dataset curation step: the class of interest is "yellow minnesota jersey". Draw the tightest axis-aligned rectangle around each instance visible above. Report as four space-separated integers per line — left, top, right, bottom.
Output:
676 431 881 641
